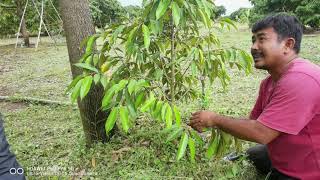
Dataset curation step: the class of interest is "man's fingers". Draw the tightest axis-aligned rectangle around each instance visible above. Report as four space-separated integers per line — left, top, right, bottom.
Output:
191 111 200 116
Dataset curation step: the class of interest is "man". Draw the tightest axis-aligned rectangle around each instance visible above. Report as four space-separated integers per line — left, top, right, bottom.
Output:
189 14 320 180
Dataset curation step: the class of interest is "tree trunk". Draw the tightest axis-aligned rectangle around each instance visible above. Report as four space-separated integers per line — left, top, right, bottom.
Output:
15 0 30 47
59 0 111 147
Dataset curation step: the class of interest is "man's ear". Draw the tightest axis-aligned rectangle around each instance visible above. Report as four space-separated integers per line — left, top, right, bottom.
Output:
284 38 296 54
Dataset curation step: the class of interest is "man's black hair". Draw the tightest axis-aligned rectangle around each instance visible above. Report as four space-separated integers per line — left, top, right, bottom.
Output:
252 14 303 54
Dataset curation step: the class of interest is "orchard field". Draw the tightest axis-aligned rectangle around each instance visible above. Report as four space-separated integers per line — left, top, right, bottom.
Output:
0 25 319 179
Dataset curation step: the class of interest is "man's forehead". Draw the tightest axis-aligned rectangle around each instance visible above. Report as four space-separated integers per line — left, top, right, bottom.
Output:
252 27 275 37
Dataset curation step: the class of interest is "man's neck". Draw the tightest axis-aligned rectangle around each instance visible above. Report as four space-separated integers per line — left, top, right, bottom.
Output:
268 54 299 81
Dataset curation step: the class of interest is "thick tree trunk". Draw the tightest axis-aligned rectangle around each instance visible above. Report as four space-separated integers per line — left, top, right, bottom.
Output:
59 0 110 147
15 0 30 47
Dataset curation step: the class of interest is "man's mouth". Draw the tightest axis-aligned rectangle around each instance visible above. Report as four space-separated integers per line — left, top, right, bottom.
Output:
251 52 264 62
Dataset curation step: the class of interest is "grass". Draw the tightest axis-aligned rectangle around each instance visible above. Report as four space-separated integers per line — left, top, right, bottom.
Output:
0 25 319 179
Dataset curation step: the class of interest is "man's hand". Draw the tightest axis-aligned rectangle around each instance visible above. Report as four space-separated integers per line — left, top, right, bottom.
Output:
189 111 220 132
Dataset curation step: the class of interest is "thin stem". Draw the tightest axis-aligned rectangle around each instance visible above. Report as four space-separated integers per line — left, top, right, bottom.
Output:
170 11 176 121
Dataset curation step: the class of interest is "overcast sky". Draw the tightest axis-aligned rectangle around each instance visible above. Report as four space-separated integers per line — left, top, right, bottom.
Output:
118 0 253 15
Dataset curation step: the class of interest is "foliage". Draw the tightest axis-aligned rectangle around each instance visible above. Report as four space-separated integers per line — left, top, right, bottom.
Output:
212 5 226 19
124 5 143 19
0 0 18 36
249 0 320 28
0 0 62 37
2 26 320 178
230 8 251 23
67 0 253 161
89 0 125 28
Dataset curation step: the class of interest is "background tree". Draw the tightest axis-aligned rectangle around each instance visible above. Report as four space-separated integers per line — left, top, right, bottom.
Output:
229 8 251 23
124 5 143 19
0 0 62 39
249 0 320 29
89 0 125 28
212 5 226 19
59 0 111 147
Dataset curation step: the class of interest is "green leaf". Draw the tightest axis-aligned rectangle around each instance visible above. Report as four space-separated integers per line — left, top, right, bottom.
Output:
93 74 100 85
127 80 137 95
153 101 163 121
221 18 237 30
161 103 168 121
140 97 155 112
171 2 181 26
206 131 220 159
80 36 90 50
142 24 151 49
198 8 208 28
71 79 83 103
114 80 128 94
80 76 93 100
65 75 83 94
188 137 196 163
86 34 99 54
105 107 119 134
166 127 183 142
165 104 173 128
134 91 145 108
102 85 116 108
134 79 150 93
126 26 138 46
125 89 137 119
111 25 125 45
74 63 99 73
190 129 203 145
177 132 189 161
100 76 109 89
119 106 130 133
156 0 171 20
173 105 181 126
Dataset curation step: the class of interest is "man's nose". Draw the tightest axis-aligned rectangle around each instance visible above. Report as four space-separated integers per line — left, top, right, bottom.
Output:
251 41 258 50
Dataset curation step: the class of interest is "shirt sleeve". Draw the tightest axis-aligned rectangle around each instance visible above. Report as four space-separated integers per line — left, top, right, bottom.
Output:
250 80 265 120
257 72 320 135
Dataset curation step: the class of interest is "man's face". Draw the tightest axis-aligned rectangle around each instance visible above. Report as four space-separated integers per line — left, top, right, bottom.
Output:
251 27 285 70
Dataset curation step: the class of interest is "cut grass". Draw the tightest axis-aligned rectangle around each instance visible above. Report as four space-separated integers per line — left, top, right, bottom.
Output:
0 26 319 179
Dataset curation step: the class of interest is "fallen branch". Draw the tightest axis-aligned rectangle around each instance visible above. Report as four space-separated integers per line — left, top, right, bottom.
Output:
0 95 71 106
0 3 16 8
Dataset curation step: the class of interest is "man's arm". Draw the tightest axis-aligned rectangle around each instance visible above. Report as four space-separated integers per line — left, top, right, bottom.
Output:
189 111 280 145
216 115 280 144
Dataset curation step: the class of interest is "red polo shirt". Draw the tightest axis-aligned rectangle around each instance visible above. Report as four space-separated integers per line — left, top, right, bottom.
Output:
250 59 320 180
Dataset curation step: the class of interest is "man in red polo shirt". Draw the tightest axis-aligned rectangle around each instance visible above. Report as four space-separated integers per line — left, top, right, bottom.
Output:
189 14 320 180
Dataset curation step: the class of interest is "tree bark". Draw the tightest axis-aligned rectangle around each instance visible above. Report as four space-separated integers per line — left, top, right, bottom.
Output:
59 0 111 147
15 0 30 47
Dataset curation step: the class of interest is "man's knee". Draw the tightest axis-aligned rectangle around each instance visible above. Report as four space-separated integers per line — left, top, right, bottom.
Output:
246 144 272 175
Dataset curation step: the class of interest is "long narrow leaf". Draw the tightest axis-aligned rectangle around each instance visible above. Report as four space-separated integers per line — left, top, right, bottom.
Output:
188 137 196 163
156 0 171 20
65 75 83 94
171 2 181 26
80 76 93 99
173 105 181 126
142 24 151 49
105 107 119 134
177 132 189 160
74 63 99 73
119 106 130 133
71 79 83 103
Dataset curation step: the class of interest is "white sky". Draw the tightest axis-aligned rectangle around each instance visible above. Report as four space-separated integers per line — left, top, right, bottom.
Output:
118 0 253 15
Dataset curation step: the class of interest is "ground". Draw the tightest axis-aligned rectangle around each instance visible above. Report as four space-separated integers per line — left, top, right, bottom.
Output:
0 25 319 179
